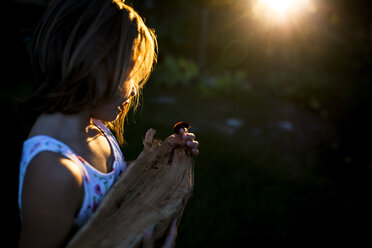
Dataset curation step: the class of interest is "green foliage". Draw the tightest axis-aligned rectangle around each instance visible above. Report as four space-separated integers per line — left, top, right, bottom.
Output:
198 70 253 97
151 55 199 88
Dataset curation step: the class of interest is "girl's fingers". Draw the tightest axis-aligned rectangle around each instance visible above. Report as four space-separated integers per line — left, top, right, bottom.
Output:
191 148 199 157
186 140 199 149
179 128 187 134
166 135 184 146
182 133 195 141
169 125 199 157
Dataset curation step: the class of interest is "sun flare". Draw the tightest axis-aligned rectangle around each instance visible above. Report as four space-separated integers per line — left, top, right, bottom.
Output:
255 0 312 21
261 0 294 15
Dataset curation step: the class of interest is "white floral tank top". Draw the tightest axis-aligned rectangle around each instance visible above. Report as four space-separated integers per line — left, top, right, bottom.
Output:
18 119 127 227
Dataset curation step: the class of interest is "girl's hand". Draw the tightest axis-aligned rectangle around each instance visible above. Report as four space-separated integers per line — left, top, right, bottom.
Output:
166 123 199 157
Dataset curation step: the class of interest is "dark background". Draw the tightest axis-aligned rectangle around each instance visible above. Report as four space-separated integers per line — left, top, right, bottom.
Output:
3 0 372 247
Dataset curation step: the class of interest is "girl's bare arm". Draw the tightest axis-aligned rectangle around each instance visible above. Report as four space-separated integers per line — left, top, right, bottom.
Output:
18 153 83 248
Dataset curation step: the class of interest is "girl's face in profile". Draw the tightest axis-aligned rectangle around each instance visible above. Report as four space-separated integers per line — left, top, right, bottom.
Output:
92 83 136 122
91 64 137 121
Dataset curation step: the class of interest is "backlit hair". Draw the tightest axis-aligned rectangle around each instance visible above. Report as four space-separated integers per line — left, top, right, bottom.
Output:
27 0 157 145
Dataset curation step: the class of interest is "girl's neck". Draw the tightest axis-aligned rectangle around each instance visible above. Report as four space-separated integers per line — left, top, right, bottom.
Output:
29 112 94 142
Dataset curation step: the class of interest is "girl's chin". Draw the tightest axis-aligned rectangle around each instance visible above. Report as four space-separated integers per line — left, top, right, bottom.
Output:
91 104 124 122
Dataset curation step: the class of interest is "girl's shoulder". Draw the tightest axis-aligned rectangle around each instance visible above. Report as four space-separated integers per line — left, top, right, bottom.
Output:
22 151 84 210
26 150 83 188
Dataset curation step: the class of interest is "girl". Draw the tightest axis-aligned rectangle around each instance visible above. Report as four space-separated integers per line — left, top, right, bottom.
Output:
17 0 199 247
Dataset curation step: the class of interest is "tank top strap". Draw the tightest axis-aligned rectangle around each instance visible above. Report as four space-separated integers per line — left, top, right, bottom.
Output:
91 119 127 177
20 135 83 166
91 119 121 152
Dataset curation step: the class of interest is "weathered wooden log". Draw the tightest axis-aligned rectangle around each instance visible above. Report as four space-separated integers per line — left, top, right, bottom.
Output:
66 129 195 248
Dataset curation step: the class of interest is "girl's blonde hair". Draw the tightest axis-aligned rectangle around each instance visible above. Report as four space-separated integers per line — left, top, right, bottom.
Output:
27 0 157 145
